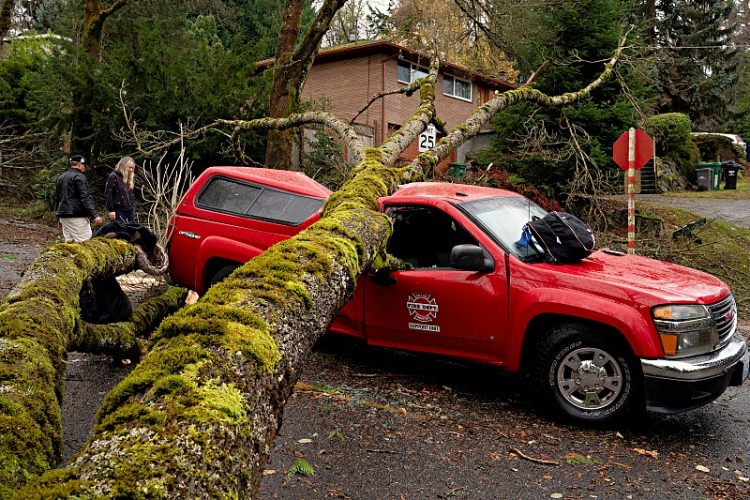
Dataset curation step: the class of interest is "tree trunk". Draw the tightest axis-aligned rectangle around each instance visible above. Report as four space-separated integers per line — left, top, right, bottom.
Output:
72 0 129 154
264 0 304 169
0 0 14 46
6 37 625 499
0 239 138 497
265 0 347 169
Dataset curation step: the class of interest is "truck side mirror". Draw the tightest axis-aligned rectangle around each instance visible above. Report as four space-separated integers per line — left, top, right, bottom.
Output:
450 244 494 272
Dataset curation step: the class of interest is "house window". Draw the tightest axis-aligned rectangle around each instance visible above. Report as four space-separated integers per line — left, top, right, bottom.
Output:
443 75 472 101
397 60 428 84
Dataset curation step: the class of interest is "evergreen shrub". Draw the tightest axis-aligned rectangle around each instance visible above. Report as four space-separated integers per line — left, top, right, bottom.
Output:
644 113 699 182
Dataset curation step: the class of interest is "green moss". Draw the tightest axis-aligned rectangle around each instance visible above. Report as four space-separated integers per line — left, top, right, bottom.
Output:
222 321 280 372
193 379 246 422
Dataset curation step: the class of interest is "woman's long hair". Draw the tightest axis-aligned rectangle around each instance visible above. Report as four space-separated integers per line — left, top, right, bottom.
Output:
115 156 136 189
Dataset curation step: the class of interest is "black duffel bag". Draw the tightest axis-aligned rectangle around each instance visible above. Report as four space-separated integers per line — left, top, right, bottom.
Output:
526 211 595 264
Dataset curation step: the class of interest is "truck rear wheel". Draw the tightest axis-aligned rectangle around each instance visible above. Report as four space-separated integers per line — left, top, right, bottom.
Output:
532 323 638 423
208 263 240 288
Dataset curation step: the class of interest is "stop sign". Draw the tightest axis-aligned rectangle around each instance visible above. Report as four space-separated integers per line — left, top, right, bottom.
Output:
613 129 653 170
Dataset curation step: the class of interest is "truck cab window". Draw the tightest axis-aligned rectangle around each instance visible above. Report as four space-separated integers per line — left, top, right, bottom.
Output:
386 206 477 268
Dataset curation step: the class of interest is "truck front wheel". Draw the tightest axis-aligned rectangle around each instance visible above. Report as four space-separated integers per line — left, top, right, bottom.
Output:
532 324 638 423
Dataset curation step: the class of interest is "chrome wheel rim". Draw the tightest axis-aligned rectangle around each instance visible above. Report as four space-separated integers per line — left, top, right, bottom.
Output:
556 347 623 410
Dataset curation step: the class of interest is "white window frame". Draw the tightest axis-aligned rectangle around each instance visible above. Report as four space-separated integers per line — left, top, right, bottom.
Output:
397 60 429 84
443 74 473 102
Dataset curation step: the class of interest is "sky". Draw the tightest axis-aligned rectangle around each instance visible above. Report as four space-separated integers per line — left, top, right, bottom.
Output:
369 0 393 13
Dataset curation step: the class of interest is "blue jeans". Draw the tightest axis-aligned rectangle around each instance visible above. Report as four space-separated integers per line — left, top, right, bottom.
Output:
116 209 137 223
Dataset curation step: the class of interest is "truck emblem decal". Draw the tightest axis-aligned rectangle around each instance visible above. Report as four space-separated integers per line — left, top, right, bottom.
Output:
178 231 201 240
407 293 440 332
724 309 735 323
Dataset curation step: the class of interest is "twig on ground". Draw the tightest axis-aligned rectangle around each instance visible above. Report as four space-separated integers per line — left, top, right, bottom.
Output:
509 447 560 466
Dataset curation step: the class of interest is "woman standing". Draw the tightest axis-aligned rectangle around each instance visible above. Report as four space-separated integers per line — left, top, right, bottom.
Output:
106 156 137 223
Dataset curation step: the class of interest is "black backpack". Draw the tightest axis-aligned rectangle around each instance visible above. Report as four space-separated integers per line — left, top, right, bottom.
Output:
526 211 595 264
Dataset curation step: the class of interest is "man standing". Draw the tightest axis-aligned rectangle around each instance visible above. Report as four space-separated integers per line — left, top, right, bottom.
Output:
55 155 102 242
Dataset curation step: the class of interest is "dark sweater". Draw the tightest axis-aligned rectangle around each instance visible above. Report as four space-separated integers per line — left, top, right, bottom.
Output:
105 171 135 212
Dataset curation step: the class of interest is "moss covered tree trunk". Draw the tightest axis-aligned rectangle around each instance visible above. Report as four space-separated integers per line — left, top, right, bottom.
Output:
0 239 185 498
4 37 625 498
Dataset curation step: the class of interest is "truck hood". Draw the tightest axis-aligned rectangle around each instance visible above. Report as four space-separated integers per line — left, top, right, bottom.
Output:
531 250 729 306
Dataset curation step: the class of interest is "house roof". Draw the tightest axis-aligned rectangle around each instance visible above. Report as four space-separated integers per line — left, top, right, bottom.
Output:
257 39 515 91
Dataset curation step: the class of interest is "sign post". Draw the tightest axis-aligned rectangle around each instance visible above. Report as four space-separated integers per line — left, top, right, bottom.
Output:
626 129 637 254
613 128 654 255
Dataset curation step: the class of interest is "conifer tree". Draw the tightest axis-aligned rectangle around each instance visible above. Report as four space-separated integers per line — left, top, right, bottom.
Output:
647 0 739 130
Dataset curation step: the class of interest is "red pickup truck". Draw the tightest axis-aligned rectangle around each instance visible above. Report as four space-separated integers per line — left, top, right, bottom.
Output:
167 166 749 423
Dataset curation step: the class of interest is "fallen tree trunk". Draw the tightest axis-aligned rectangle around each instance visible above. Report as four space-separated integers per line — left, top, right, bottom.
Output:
70 286 189 357
8 38 626 498
0 239 184 498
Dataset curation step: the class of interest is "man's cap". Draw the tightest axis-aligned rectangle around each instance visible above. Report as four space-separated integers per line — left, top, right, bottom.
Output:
69 155 86 164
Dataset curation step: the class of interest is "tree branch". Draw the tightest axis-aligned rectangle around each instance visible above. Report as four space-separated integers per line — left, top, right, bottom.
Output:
292 0 348 74
71 287 188 357
402 33 627 180
349 74 427 125
220 111 365 164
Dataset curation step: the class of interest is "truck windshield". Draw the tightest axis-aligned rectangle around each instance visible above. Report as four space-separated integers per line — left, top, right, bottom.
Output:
462 196 547 260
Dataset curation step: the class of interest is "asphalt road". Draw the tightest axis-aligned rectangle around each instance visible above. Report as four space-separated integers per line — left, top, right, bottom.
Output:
637 194 750 229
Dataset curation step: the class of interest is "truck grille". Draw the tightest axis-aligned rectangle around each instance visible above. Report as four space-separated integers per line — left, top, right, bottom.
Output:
708 294 737 349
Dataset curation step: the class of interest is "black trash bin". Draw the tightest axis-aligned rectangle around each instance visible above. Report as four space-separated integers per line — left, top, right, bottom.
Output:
722 161 743 190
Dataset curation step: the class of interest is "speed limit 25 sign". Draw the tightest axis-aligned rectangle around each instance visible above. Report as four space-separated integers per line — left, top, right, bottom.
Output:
419 124 436 152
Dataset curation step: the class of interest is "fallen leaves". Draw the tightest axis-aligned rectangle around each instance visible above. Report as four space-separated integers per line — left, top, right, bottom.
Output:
633 448 659 458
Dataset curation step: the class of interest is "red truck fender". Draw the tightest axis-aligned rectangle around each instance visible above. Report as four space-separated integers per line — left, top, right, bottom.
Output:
194 236 264 292
505 287 663 373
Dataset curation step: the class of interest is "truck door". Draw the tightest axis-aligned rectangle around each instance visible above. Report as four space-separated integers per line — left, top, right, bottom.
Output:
364 204 508 364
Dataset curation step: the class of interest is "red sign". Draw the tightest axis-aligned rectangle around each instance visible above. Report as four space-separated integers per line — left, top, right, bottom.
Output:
613 129 654 170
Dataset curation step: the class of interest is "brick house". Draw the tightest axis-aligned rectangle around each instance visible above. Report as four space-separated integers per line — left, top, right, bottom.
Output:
262 40 515 173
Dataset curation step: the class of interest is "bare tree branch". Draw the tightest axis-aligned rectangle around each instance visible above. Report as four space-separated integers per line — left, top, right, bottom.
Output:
402 33 628 180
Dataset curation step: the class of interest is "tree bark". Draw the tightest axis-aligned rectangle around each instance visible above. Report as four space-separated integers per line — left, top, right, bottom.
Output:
6 38 625 498
0 0 14 46
264 0 347 169
82 0 129 60
72 0 129 154
0 239 138 497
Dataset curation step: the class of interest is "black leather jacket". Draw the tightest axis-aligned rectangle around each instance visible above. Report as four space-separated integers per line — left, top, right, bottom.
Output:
55 168 97 218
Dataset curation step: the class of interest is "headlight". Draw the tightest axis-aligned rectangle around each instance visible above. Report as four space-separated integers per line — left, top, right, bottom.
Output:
652 304 719 358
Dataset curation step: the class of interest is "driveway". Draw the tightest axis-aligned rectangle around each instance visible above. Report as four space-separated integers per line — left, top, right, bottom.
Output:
637 194 750 229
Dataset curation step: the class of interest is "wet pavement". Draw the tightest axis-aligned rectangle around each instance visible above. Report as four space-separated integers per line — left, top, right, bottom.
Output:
1 205 749 498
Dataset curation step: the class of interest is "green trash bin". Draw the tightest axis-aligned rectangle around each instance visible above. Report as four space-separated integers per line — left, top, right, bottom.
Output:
447 162 466 179
696 162 722 190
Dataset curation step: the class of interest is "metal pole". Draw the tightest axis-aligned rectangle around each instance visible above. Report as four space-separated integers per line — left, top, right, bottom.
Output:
627 127 636 255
